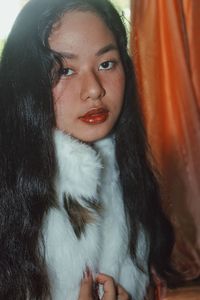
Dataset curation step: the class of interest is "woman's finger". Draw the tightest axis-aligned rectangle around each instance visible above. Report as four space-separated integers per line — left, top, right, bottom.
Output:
96 273 116 300
78 270 94 300
117 284 131 300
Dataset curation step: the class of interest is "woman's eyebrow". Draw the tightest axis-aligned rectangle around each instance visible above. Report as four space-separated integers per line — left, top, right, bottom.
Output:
96 43 118 56
58 43 118 60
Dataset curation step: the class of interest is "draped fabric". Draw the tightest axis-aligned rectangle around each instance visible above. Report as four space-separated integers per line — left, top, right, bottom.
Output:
131 0 200 280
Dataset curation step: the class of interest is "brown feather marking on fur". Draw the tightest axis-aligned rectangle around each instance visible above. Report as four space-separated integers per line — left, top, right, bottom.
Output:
63 194 102 239
83 198 103 215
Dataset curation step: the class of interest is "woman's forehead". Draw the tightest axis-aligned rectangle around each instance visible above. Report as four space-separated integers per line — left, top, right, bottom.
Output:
48 10 117 54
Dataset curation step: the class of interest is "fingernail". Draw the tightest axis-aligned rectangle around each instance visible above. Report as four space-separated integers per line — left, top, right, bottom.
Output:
83 266 91 279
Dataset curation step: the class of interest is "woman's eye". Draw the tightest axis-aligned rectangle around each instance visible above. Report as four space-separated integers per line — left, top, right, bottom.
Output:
59 67 74 77
99 61 115 70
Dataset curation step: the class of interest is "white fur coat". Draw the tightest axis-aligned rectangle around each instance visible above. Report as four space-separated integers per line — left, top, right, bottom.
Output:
42 130 149 300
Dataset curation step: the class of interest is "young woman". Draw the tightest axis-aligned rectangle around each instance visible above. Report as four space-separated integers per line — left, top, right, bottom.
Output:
0 0 175 299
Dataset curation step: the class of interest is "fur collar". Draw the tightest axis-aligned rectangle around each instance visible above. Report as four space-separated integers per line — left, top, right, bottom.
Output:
54 130 102 201
43 130 149 300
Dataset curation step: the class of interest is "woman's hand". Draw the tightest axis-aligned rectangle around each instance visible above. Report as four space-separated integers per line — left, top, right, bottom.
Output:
78 271 130 300
96 273 130 300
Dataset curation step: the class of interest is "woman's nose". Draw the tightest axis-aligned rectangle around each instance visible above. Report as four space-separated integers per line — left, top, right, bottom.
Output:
80 71 105 101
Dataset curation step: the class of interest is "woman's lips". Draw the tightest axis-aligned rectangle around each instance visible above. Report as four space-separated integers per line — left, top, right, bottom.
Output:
79 108 109 125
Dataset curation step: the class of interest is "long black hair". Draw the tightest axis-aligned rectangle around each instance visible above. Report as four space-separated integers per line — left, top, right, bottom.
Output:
0 0 175 298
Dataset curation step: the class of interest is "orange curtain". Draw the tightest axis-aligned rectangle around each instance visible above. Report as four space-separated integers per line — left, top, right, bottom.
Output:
131 0 200 280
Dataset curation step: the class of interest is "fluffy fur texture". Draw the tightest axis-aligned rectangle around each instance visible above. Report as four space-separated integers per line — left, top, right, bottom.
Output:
42 130 149 300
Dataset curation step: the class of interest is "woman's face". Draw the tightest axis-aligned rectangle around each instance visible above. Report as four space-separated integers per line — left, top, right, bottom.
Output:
49 10 125 142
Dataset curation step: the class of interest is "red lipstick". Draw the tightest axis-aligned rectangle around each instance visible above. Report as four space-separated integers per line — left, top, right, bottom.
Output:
79 108 109 125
